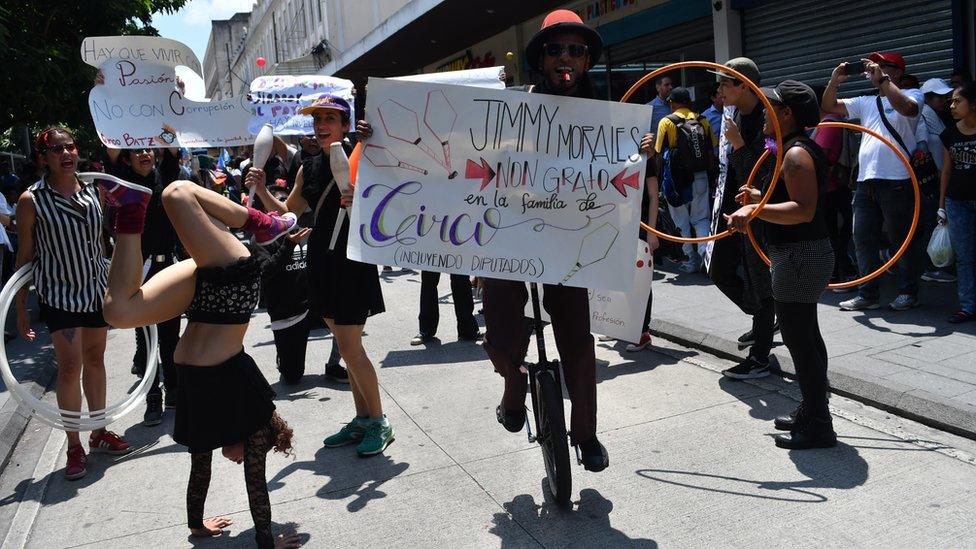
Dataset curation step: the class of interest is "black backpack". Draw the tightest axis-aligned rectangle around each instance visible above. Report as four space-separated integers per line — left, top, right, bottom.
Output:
664 113 711 185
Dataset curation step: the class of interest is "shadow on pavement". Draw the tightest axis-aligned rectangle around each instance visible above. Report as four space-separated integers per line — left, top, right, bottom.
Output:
717 377 785 421
266 444 409 513
188 521 309 548
489 484 656 547
636 441 868 503
381 340 487 368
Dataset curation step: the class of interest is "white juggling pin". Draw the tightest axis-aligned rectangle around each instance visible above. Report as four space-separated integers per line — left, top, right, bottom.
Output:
328 142 352 251
249 123 274 205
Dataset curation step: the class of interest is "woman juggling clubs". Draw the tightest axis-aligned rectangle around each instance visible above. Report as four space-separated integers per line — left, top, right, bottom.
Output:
99 171 301 547
247 95 392 457
725 81 837 449
15 127 133 480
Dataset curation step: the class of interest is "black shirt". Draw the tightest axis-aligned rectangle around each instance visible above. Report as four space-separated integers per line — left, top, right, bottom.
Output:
762 136 829 245
106 150 181 259
940 124 976 201
254 239 310 322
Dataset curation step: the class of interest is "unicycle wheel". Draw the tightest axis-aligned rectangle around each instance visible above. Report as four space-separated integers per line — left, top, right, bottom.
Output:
536 368 572 507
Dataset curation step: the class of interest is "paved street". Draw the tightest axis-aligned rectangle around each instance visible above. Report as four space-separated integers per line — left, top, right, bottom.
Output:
2 269 976 548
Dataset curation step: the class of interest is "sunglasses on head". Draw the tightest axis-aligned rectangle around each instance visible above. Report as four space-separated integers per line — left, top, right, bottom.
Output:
45 142 77 154
543 42 588 58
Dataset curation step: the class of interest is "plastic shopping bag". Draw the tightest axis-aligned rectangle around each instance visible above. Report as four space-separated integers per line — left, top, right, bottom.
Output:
927 224 954 268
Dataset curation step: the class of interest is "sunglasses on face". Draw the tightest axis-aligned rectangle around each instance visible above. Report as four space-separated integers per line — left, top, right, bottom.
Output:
45 142 77 154
543 42 588 58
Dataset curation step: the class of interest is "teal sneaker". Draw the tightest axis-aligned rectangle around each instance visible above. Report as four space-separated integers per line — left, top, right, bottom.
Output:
356 420 395 457
323 419 366 447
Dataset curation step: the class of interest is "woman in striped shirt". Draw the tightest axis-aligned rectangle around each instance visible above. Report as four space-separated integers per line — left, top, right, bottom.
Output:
14 127 133 480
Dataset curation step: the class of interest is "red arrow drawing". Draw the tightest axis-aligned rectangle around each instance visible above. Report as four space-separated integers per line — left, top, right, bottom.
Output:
465 157 497 191
609 168 640 197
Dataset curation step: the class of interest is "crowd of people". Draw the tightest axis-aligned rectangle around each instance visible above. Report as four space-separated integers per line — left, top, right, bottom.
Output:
2 7 975 547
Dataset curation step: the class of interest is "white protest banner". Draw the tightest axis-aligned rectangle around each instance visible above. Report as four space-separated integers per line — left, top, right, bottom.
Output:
83 36 251 148
393 66 506 89
525 241 653 343
248 75 355 135
349 77 650 291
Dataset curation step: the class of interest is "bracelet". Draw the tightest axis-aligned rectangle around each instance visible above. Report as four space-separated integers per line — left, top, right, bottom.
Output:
879 75 891 85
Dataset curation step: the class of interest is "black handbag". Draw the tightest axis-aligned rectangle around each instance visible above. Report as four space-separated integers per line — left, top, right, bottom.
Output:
875 96 939 192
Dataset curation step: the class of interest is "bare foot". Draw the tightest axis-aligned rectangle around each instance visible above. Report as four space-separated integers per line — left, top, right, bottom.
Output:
275 533 303 548
189 516 233 537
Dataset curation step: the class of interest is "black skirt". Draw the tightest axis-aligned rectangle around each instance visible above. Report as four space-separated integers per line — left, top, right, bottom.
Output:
173 350 276 453
307 230 385 326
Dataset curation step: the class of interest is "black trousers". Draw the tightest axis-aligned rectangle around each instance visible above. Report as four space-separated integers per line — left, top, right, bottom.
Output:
273 314 341 383
482 278 596 445
135 258 181 399
775 301 830 418
709 233 775 360
418 271 479 338
824 186 856 279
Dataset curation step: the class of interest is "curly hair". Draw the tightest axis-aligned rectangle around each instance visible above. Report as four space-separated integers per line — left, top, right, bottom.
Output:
269 411 294 456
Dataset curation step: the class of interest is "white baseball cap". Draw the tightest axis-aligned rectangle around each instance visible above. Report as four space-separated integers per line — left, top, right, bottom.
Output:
920 78 953 95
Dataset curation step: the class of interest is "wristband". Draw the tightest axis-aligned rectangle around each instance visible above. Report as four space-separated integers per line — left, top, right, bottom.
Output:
879 75 891 85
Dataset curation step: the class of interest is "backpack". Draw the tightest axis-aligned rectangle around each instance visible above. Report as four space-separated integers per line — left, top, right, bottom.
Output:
665 113 711 184
660 148 692 207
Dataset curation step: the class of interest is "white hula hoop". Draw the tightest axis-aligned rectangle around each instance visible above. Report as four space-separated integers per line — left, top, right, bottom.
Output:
0 263 159 431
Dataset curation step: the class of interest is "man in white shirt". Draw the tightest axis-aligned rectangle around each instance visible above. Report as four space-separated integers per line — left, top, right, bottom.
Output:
822 51 925 311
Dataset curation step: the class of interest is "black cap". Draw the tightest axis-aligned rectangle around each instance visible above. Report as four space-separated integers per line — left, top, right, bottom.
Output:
761 80 821 128
667 87 692 104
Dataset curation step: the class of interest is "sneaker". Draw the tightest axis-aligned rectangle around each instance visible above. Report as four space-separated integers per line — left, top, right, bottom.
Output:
722 356 770 380
577 436 609 472
949 310 976 324
143 394 163 427
410 333 434 346
89 430 133 455
839 296 880 311
325 362 350 384
921 270 956 283
736 321 780 346
85 172 152 208
253 211 298 246
323 419 366 447
356 419 395 457
597 334 615 342
888 294 918 311
625 331 652 352
64 444 87 480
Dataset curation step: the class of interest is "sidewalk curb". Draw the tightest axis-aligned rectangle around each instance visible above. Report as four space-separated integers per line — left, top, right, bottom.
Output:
649 317 976 441
0 346 57 474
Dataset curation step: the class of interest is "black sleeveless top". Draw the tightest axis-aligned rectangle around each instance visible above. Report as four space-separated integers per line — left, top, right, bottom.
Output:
301 142 354 250
763 135 830 245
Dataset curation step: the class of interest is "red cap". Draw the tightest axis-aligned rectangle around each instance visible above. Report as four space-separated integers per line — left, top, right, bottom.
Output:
525 9 603 70
869 52 906 71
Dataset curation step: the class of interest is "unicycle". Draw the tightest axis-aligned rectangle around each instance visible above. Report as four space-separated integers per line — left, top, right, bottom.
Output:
523 282 572 508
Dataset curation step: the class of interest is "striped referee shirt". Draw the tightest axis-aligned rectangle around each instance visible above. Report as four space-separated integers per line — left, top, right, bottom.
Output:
28 177 109 313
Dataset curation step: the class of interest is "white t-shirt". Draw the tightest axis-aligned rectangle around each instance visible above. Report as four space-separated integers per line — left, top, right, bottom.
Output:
915 104 946 170
842 88 924 181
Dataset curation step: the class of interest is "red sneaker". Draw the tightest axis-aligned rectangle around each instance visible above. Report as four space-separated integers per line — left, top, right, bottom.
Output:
82 172 152 209
89 430 133 455
65 444 87 480
625 331 652 352
252 211 298 246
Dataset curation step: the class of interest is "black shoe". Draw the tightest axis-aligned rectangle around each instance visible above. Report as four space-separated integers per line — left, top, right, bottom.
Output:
325 363 350 384
410 333 434 346
774 415 837 449
737 321 780 346
143 394 163 427
577 436 609 472
164 390 177 410
774 402 805 431
459 331 483 342
496 404 525 433
722 356 770 379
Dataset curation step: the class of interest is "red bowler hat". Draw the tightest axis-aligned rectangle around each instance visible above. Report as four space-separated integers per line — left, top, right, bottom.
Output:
525 9 603 71
868 51 906 71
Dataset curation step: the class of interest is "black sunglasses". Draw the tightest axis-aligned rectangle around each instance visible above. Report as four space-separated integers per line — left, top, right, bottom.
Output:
543 42 588 58
45 142 77 154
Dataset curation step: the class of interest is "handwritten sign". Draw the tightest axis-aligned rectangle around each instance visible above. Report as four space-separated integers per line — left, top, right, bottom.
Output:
248 75 355 135
82 36 251 148
348 77 650 291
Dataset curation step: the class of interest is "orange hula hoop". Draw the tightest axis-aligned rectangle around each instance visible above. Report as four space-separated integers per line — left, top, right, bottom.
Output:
621 61 784 244
742 121 921 290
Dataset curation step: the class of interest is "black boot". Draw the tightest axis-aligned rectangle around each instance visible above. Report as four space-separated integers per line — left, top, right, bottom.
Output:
774 413 836 449
143 393 163 427
774 402 805 431
577 436 609 472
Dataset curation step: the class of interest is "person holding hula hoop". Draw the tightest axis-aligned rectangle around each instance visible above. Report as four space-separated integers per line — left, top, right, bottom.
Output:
100 166 302 547
247 95 393 458
15 127 134 480
725 81 837 449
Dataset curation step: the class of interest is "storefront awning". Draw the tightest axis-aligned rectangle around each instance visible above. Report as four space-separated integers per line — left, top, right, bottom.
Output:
334 0 566 81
